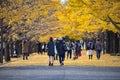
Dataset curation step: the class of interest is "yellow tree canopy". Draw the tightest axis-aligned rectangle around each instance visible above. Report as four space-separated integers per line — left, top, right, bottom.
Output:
55 0 120 39
0 0 61 41
0 0 119 41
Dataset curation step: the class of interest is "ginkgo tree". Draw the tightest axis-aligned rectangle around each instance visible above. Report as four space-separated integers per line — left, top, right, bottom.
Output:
69 0 120 32
0 0 119 41
55 0 120 39
0 0 61 41
0 0 64 63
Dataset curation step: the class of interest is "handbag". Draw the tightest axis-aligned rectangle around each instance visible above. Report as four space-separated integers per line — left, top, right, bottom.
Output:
78 51 82 56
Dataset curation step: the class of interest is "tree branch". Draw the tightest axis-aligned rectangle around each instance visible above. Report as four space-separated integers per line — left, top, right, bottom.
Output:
108 15 120 31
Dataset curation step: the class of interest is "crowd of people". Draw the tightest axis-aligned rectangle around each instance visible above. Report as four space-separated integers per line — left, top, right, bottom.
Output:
22 37 103 66
47 37 102 66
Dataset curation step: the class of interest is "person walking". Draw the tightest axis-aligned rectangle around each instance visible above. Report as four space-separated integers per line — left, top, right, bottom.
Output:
37 42 42 54
73 41 76 60
54 38 58 60
74 41 82 60
77 41 82 58
47 37 55 66
95 39 102 60
56 37 66 66
42 42 46 55
67 41 73 59
22 40 29 60
86 39 94 60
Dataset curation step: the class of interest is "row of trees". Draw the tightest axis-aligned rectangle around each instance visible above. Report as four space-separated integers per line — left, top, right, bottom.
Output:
0 0 119 40
0 0 120 63
0 0 61 63
58 0 120 55
57 0 120 39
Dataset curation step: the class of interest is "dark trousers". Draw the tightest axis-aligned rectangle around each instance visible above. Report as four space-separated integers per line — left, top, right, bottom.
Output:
67 50 72 59
96 50 101 60
23 53 28 60
41 49 46 54
38 49 42 54
59 54 65 64
89 55 93 59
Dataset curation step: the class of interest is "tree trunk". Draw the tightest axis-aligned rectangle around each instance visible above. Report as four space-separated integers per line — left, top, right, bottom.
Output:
4 42 11 62
109 31 113 53
112 33 116 55
115 33 119 53
118 34 120 53
15 40 22 57
0 25 3 63
106 30 110 53
10 42 14 57
104 31 107 53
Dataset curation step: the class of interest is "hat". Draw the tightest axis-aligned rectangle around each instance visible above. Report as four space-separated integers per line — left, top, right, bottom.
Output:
58 37 63 40
49 37 53 41
54 38 57 41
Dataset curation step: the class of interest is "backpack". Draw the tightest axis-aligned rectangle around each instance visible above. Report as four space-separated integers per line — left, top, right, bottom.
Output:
88 42 94 50
63 44 68 51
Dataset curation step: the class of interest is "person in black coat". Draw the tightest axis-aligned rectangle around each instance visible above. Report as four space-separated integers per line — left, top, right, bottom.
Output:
56 37 66 66
86 39 95 60
37 42 42 54
47 37 55 66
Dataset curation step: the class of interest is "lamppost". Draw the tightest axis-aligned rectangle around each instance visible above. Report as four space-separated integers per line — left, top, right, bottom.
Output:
0 18 4 63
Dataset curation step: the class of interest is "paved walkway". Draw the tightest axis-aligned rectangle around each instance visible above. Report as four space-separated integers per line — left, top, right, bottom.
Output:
0 50 120 67
0 51 120 80
0 65 120 80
